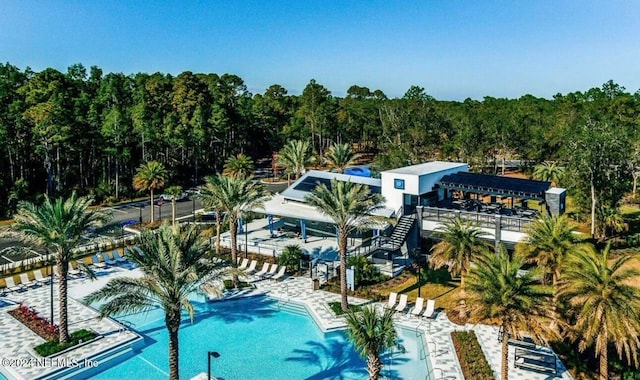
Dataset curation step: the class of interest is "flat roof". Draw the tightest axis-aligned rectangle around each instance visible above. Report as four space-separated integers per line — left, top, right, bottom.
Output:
381 161 467 176
438 172 551 199
281 170 381 202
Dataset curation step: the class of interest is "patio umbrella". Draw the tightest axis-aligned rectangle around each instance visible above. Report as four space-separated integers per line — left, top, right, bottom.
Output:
268 214 274 235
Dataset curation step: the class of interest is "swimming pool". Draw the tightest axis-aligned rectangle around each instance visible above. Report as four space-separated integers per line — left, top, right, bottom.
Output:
88 296 430 379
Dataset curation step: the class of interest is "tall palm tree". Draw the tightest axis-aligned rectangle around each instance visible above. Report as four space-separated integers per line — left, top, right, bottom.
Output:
324 143 361 174
12 193 109 344
223 153 254 179
164 185 183 228
277 139 310 185
133 160 168 223
430 217 489 290
198 175 226 254
208 174 268 287
306 179 385 311
85 224 224 380
345 306 397 380
532 161 565 186
557 243 640 380
466 245 552 380
517 214 582 288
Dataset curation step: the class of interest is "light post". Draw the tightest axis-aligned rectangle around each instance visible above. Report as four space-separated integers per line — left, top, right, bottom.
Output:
138 205 144 224
192 197 196 222
207 351 220 380
245 221 248 259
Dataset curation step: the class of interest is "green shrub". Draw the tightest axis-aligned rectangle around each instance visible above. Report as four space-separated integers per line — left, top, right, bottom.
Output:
328 301 362 316
450 331 493 380
34 329 97 357
223 279 252 289
278 245 303 272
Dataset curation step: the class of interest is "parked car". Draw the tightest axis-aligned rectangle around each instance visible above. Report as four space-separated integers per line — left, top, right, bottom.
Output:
159 193 189 202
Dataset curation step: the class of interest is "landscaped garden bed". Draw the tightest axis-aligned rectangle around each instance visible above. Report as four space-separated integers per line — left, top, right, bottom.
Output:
327 301 362 316
451 330 493 380
34 329 98 357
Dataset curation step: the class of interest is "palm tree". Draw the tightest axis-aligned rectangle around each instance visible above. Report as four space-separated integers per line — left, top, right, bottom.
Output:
598 206 627 240
345 306 397 380
430 217 489 290
466 245 552 380
12 193 109 344
277 139 310 185
306 179 385 311
517 214 582 288
532 161 565 186
164 185 183 228
223 153 254 179
85 224 224 380
133 161 168 223
324 143 361 173
557 243 640 380
208 174 268 287
198 175 226 254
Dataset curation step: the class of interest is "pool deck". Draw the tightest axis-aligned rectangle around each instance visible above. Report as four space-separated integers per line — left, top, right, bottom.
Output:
0 263 573 380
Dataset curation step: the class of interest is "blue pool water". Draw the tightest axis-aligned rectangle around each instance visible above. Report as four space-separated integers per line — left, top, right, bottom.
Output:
91 296 429 380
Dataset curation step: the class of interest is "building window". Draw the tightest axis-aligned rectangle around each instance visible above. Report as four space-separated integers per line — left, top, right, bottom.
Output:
394 178 405 190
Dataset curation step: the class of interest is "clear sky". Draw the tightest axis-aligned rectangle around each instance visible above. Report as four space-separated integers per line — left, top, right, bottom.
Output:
1 1 639 100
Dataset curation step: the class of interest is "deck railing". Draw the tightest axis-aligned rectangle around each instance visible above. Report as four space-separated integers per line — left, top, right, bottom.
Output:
419 206 533 233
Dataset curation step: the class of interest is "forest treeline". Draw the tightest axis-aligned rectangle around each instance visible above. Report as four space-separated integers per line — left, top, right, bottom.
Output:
0 62 638 219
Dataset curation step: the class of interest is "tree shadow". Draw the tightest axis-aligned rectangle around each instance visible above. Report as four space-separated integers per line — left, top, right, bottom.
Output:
188 296 279 324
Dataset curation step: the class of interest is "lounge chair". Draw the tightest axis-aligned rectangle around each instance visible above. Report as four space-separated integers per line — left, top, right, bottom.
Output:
19 273 39 288
253 263 270 278
91 255 107 269
33 269 51 285
422 299 436 319
395 294 408 312
101 252 117 266
409 297 425 317
112 250 128 263
237 258 249 271
244 260 258 274
4 277 26 292
271 266 287 281
262 264 278 279
384 292 398 309
68 262 82 277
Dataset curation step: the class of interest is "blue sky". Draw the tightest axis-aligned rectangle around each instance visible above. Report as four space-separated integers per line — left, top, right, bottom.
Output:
1 1 639 100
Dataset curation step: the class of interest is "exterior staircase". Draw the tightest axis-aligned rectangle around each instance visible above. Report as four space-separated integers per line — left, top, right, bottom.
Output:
379 213 416 252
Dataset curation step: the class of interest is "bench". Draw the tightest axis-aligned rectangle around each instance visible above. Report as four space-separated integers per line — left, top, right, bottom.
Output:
514 347 557 375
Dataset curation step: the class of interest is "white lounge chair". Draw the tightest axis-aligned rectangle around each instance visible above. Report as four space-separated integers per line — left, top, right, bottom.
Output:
244 260 258 274
33 269 51 285
113 250 127 263
68 262 82 277
19 273 39 288
91 255 107 269
409 297 425 317
262 264 278 279
253 263 270 278
423 299 436 319
271 266 287 281
237 258 249 271
5 277 26 292
101 252 117 266
395 294 408 312
384 292 398 309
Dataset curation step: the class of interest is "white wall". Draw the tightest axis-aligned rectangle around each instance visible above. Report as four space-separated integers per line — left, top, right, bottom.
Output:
381 172 419 212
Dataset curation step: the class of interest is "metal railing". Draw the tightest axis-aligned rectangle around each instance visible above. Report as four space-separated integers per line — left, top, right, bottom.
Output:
419 206 533 233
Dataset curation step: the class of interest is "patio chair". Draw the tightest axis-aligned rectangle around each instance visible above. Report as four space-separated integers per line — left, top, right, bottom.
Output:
271 266 287 281
19 273 39 288
112 250 128 263
237 258 249 271
409 297 425 317
68 261 82 277
4 276 26 292
33 269 51 285
244 260 258 274
262 264 279 279
101 252 117 266
91 254 107 269
394 294 408 312
384 292 398 309
254 263 270 278
422 299 436 319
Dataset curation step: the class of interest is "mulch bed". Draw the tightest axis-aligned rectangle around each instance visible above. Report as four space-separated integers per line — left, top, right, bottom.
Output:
8 304 58 340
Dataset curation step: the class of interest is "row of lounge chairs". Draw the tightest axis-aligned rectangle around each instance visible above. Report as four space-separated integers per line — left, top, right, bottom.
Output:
237 258 287 281
1 250 129 295
384 292 436 318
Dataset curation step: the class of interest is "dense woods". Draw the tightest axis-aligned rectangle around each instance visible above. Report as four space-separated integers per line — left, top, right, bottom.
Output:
0 62 638 222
